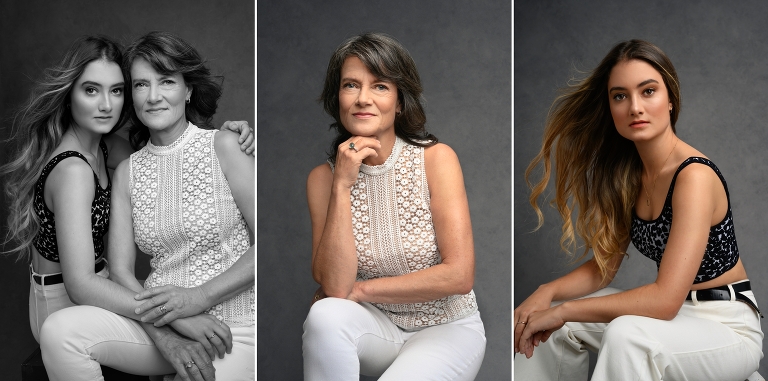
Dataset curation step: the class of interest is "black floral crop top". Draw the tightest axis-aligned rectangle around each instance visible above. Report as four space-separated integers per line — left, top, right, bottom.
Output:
630 157 739 283
32 141 110 262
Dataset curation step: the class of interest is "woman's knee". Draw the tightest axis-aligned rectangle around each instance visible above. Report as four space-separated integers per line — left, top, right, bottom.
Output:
303 297 360 336
602 315 651 349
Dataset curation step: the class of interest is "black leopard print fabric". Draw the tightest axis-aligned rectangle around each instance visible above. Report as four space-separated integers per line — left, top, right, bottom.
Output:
631 157 739 283
32 140 110 262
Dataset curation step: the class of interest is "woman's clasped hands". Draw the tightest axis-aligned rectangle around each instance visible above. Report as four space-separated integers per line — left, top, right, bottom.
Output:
514 287 567 359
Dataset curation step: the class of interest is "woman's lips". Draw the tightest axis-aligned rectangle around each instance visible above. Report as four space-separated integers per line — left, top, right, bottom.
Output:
353 112 375 119
630 120 649 128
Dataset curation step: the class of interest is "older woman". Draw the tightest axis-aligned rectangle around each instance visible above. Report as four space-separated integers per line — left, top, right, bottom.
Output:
303 33 486 380
38 31 254 381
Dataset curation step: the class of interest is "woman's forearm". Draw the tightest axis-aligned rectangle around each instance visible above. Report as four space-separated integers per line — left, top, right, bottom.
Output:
541 258 614 302
559 281 683 322
312 184 359 298
349 260 474 304
199 247 254 306
66 273 146 320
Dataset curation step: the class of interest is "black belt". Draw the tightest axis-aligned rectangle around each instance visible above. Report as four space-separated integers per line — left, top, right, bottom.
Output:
686 281 763 318
32 258 106 286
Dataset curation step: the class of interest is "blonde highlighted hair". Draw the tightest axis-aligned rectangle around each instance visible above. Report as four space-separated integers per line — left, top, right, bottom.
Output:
525 40 681 280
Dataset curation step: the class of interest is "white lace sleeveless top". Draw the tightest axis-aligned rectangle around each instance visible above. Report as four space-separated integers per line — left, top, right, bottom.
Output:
130 123 254 326
334 137 478 330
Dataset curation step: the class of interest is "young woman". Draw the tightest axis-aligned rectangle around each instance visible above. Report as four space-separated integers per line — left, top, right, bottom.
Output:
303 33 486 380
514 40 763 380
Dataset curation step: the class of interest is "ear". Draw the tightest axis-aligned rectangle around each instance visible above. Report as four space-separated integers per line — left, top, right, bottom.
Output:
396 100 402 115
186 87 193 103
668 102 673 111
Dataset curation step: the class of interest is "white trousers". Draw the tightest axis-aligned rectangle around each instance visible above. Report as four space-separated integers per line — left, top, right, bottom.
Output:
514 287 764 381
302 298 486 381
28 261 109 343
39 305 255 381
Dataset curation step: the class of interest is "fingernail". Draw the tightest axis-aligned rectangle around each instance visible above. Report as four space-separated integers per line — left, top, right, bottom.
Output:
135 308 140 314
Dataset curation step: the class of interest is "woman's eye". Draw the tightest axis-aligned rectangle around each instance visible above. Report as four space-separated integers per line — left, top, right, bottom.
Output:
162 80 175 85
643 88 656 96
112 88 124 95
612 93 626 101
374 84 388 91
134 82 146 89
342 82 357 89
85 87 97 95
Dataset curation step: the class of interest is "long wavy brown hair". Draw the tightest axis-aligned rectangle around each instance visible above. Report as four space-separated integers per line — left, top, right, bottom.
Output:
525 40 681 280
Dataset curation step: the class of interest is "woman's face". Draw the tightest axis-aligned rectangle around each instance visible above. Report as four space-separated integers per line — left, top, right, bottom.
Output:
130 57 191 133
607 59 673 142
338 56 401 137
70 59 124 134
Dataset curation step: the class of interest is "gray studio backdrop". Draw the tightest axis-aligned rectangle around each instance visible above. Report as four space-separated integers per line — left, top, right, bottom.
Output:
515 0 768 376
258 1 511 379
0 0 253 376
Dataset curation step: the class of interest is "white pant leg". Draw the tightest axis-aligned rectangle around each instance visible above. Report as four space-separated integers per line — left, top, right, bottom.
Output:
303 298 404 380
41 305 255 381
514 287 763 381
379 312 486 381
40 305 174 380
594 297 762 381
28 263 109 343
303 298 486 381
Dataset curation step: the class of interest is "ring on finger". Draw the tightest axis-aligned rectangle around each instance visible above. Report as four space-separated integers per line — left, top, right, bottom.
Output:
208 333 217 340
185 360 196 369
349 142 358 152
517 321 526 325
158 304 168 314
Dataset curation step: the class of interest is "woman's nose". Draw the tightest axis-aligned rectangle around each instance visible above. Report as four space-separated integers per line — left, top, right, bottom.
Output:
98 94 112 112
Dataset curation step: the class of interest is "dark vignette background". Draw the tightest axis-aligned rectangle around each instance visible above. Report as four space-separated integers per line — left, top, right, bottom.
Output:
258 1 511 379
0 0 253 376
515 0 768 376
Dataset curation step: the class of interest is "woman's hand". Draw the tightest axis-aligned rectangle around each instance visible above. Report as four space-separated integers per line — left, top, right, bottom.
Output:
517 304 567 359
311 286 327 306
151 325 217 381
135 285 209 326
332 136 381 190
169 314 233 360
219 120 254 156
514 286 554 354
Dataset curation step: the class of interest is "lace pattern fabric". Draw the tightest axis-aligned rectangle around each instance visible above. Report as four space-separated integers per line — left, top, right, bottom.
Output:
130 123 254 326
341 137 478 330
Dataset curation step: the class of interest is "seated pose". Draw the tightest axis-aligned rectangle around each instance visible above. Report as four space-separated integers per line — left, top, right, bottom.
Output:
514 40 763 380
2 35 252 345
303 33 486 380
26 32 254 381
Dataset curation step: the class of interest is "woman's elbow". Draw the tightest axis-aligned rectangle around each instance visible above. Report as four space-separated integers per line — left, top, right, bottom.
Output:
453 272 474 295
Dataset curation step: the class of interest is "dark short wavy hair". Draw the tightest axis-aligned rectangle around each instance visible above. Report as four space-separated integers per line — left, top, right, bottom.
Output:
122 31 222 149
321 33 437 162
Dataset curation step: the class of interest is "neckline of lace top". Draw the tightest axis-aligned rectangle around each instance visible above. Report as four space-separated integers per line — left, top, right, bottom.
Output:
145 122 198 155
359 136 405 176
